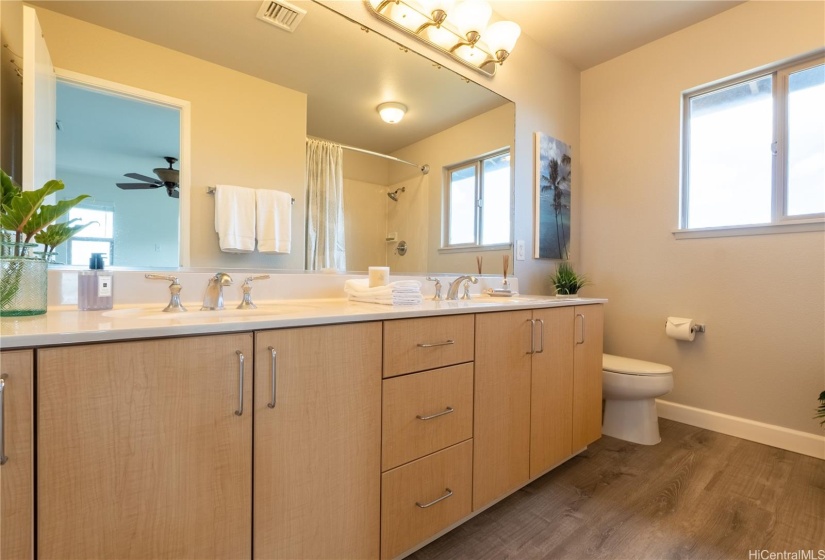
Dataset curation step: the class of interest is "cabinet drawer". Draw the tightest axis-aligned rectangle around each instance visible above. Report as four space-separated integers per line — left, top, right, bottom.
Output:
383 315 474 378
381 440 472 560
382 363 473 471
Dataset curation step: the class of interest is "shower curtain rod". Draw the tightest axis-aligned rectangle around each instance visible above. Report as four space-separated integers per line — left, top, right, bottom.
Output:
309 137 430 175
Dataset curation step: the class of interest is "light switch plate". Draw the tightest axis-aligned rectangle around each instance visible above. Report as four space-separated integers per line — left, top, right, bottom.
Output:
516 240 525 260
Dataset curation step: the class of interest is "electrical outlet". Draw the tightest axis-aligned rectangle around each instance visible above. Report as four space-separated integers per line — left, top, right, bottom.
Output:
516 240 525 260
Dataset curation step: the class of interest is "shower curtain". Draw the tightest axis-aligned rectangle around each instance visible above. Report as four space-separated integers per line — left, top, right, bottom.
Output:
305 138 346 271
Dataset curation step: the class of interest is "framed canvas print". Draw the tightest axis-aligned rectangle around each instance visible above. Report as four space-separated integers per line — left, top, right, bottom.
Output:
534 132 572 259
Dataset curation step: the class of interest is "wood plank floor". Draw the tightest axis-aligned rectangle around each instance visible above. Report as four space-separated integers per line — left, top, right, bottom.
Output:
409 419 825 560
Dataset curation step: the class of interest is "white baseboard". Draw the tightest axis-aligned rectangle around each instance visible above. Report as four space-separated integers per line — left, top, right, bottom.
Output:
656 399 825 460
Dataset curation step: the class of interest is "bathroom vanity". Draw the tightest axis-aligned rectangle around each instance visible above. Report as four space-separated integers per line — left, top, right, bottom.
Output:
0 294 603 560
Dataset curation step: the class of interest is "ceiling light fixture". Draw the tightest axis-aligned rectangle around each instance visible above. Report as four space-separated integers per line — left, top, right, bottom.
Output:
366 0 520 78
377 102 407 124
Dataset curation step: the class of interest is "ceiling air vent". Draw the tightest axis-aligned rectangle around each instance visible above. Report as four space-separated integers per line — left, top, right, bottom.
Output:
256 0 307 33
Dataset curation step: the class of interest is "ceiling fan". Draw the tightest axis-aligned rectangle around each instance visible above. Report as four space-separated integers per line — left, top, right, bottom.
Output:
117 156 180 198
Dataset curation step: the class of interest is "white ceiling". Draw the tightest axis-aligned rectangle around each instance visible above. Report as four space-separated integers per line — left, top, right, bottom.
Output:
489 0 745 70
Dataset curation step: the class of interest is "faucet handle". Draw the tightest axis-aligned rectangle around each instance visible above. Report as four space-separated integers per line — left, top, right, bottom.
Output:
461 276 478 300
426 276 443 301
144 274 187 313
237 275 270 309
213 272 233 285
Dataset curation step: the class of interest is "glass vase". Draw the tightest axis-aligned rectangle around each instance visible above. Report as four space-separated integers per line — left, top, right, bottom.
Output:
1 241 48 317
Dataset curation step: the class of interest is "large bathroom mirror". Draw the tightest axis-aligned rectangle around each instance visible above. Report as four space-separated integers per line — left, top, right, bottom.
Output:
30 0 515 275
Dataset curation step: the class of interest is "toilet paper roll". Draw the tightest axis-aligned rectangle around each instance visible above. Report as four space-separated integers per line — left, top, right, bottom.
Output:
666 317 695 341
368 266 390 288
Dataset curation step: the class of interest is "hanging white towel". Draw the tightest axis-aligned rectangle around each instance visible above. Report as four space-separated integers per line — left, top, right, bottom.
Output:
214 184 256 252
256 189 292 254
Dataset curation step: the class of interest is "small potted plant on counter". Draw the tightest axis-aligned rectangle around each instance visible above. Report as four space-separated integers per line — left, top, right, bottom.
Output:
549 261 588 298
1 168 92 316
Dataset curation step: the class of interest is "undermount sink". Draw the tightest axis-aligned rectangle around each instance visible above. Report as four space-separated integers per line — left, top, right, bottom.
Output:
102 304 307 321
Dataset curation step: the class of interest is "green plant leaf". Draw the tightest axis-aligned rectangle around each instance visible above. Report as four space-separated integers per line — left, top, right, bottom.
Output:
34 219 96 251
0 179 66 235
22 194 90 240
0 168 20 210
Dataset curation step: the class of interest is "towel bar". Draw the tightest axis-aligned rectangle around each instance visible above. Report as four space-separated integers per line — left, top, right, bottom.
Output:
206 186 294 204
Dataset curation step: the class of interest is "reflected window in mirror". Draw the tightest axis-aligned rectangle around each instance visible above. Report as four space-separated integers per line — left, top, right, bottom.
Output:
66 205 115 266
445 149 511 250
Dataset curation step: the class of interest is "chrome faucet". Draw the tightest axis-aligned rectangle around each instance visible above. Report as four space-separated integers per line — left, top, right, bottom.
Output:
202 272 233 310
446 275 478 300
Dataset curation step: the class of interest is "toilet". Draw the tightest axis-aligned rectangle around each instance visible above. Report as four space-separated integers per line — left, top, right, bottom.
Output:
602 354 673 445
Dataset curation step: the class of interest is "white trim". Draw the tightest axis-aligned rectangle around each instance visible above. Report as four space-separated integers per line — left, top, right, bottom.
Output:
656 399 825 460
53 68 193 267
673 219 824 239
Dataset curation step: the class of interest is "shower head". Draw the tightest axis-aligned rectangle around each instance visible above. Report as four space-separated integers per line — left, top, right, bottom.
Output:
388 187 406 202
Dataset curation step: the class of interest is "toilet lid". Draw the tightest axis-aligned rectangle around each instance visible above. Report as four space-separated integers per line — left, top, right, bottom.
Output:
603 354 672 376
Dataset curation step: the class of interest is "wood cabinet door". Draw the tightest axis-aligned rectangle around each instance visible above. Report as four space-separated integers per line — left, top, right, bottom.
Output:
572 304 605 450
473 310 532 511
530 307 575 478
0 350 34 560
37 334 253 560
254 322 382 560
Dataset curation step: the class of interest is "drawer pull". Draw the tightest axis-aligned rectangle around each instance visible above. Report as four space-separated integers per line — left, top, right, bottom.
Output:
0 375 6 465
416 488 453 509
267 346 277 409
416 340 455 348
416 406 454 421
234 350 245 416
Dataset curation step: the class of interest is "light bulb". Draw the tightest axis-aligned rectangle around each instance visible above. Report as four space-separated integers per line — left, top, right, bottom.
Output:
377 102 407 124
452 0 492 37
484 20 521 58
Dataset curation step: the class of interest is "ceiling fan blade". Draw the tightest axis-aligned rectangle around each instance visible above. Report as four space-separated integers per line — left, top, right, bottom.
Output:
124 172 161 184
117 182 162 190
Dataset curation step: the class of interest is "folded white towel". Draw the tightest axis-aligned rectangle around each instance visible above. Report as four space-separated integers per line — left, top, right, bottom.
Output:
214 185 256 253
344 279 423 306
256 189 292 254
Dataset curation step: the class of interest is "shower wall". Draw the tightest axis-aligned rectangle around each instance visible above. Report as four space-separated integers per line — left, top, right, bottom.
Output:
342 151 389 272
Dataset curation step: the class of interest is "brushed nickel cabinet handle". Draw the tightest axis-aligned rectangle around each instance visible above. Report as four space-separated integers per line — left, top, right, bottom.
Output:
416 406 454 421
234 350 245 416
526 319 535 355
416 340 455 348
576 314 585 345
416 488 453 509
536 319 545 354
267 346 277 409
0 375 7 465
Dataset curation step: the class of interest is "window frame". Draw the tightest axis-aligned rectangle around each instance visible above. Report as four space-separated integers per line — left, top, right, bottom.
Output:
65 204 116 265
442 148 513 253
679 51 825 237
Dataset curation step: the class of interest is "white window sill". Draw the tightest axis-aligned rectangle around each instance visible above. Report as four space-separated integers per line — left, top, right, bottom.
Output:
438 243 512 254
673 219 825 239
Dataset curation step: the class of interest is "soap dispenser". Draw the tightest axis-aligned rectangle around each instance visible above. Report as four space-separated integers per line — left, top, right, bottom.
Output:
78 253 114 310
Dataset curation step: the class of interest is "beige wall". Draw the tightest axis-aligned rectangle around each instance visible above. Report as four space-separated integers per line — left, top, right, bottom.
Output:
34 7 307 270
580 1 825 434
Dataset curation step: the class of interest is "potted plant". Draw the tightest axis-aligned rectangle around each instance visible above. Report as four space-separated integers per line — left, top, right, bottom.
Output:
817 391 825 427
1 169 92 316
549 261 588 298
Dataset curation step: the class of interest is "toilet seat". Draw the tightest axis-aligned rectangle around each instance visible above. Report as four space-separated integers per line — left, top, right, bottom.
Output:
603 354 672 376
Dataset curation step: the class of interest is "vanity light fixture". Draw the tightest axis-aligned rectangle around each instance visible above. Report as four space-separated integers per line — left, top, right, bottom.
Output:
377 102 407 124
365 0 520 78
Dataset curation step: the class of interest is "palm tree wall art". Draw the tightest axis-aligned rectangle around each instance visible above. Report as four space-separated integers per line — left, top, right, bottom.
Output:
534 132 572 259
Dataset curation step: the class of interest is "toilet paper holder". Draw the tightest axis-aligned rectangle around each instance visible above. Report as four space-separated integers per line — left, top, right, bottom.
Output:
665 321 706 334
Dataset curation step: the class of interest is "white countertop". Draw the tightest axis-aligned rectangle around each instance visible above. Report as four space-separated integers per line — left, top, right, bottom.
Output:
0 295 606 349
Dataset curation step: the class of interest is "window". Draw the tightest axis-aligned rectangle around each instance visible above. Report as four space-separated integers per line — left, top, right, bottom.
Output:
444 150 512 249
66 205 115 265
681 54 824 231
